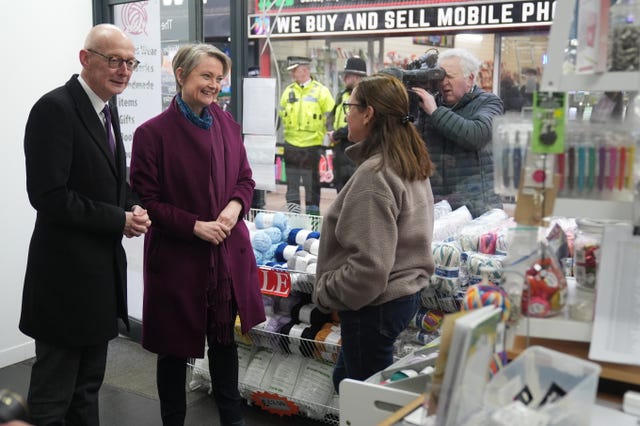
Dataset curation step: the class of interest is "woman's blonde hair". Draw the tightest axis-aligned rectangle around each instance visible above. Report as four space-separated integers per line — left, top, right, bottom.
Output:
172 43 231 93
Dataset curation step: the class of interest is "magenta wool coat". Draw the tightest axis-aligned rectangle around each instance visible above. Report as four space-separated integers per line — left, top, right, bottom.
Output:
130 98 265 358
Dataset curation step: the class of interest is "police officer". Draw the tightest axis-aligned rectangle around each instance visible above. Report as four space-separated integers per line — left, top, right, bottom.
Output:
327 57 367 193
279 56 334 215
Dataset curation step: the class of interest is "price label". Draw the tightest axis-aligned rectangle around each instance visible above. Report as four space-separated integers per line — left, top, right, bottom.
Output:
251 391 299 416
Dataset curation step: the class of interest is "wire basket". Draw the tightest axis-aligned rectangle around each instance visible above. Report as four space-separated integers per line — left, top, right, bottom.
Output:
246 208 323 232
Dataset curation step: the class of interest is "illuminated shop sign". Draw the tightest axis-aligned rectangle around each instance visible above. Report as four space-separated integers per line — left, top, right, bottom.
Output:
256 0 472 13
249 0 555 38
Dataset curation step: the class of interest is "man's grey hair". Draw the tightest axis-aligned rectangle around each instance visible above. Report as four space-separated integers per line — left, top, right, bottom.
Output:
438 48 481 79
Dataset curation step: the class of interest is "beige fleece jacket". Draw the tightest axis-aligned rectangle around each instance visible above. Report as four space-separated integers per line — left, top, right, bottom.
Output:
313 145 435 312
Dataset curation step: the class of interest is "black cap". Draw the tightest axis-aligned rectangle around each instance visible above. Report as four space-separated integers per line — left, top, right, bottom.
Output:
344 57 367 76
286 56 311 71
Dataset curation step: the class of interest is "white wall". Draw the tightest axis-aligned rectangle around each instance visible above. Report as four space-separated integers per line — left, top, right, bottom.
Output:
0 0 93 368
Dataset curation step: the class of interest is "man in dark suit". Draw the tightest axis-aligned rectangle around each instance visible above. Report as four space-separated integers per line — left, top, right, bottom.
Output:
20 24 151 425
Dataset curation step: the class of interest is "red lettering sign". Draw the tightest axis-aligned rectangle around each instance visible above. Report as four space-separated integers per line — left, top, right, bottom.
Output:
258 267 292 297
251 391 300 416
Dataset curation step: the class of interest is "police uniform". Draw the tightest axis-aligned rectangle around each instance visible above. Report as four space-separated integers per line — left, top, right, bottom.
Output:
279 56 334 214
329 57 367 192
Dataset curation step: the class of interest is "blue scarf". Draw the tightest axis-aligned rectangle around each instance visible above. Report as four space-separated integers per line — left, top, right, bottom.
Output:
176 94 213 129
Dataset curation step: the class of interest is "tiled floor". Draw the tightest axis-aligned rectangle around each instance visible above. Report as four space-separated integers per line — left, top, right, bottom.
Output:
0 185 339 426
0 337 329 426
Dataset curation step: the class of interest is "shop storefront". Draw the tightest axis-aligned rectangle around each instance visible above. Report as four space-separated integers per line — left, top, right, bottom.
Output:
245 0 555 104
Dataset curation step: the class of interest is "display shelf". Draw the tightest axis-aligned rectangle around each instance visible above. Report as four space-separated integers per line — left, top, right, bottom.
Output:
247 207 323 232
190 357 339 425
553 198 635 222
515 316 593 342
244 326 340 364
420 287 462 313
541 0 640 93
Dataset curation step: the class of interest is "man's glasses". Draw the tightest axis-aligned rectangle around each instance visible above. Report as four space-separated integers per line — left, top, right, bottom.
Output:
342 102 363 114
88 49 140 71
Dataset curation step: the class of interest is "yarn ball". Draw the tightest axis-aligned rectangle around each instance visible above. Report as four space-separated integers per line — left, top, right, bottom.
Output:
253 249 264 265
251 230 272 253
254 211 288 231
303 238 320 255
263 243 279 263
275 242 302 262
288 228 321 245
263 226 283 244
462 283 511 322
281 226 292 244
264 261 287 269
417 309 445 333
431 242 462 295
305 262 317 275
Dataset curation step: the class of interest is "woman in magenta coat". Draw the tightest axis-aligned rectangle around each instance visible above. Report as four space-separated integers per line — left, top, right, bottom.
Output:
130 44 265 426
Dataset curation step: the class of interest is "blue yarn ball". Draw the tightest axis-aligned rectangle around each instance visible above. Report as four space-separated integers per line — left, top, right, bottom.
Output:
264 243 279 263
264 226 283 244
255 212 289 231
254 212 268 229
274 242 303 262
253 249 264 265
282 226 292 243
272 212 288 231
251 230 271 253
288 228 303 245
288 228 320 245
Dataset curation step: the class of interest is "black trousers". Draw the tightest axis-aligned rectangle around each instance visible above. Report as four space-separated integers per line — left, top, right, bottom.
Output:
27 340 108 426
283 143 321 209
157 341 243 426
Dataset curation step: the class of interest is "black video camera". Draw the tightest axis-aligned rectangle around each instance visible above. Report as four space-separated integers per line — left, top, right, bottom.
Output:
0 389 29 423
381 48 445 121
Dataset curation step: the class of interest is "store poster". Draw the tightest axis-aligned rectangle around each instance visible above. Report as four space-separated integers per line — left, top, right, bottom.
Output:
114 0 162 322
114 0 163 167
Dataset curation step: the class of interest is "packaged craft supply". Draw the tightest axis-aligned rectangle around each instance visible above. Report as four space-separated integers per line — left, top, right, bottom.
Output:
573 218 627 290
521 243 568 318
569 284 596 323
500 226 541 323
609 0 640 71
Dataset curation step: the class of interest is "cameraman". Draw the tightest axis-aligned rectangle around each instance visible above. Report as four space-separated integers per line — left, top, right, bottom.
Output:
412 48 504 217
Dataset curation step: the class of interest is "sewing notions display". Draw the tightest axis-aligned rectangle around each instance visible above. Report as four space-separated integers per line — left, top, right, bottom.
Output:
521 253 567 318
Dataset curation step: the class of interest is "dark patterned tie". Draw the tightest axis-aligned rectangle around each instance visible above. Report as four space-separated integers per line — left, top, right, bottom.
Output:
103 104 116 157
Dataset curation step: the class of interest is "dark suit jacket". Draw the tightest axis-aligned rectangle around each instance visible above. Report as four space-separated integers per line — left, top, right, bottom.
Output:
21 74 135 346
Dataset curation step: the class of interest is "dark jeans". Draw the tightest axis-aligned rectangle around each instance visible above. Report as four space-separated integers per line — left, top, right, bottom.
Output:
157 341 244 426
333 292 421 393
27 340 108 426
283 143 321 210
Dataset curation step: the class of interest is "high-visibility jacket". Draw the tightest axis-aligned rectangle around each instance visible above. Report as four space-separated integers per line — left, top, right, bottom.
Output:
331 89 350 131
279 79 335 148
